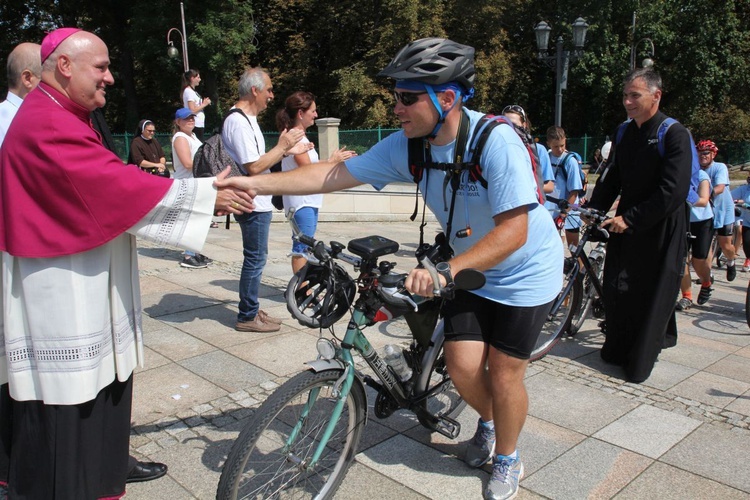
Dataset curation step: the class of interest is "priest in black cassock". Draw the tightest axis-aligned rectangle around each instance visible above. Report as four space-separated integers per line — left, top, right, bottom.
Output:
587 68 692 383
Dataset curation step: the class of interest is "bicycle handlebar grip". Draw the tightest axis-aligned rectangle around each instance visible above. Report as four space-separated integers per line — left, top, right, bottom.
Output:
298 234 316 247
545 195 568 210
311 241 330 261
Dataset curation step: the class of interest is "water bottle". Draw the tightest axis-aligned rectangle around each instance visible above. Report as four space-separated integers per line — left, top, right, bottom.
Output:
383 344 412 382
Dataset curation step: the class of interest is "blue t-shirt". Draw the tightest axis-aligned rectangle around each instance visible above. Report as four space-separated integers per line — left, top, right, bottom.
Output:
536 143 554 184
705 162 734 228
731 184 750 226
690 169 713 223
545 151 583 218
344 108 563 307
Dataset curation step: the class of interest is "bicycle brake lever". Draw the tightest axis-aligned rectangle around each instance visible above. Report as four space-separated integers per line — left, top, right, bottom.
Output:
419 257 442 297
393 290 420 311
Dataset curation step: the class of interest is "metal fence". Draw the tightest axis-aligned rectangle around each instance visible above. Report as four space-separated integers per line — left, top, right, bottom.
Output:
112 130 750 167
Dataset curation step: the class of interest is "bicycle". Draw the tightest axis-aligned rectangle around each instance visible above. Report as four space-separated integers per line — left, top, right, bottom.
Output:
216 220 485 499
530 196 609 361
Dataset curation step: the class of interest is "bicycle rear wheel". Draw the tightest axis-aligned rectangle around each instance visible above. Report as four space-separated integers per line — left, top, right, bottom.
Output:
530 268 582 361
217 369 367 500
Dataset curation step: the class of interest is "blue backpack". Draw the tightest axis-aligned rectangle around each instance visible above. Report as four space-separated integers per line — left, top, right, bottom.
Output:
551 151 586 194
614 117 701 205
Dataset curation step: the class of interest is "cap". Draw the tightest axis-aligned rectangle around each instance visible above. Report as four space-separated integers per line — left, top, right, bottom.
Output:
175 107 196 120
41 27 82 63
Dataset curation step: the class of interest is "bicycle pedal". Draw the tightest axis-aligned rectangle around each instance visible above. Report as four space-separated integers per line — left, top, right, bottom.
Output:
434 414 461 439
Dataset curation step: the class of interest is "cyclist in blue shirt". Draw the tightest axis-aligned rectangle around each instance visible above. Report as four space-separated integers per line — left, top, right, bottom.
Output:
546 126 584 246
700 140 737 282
226 38 563 500
675 168 713 310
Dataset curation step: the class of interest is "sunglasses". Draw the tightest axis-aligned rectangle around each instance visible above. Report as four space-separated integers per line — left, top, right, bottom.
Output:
393 91 426 106
698 151 712 156
502 105 527 123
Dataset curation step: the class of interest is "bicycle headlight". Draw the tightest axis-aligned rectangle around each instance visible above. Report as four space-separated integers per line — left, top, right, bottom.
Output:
316 338 337 360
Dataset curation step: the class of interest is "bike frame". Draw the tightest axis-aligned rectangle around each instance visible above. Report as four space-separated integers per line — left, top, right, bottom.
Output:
549 229 605 322
288 298 457 469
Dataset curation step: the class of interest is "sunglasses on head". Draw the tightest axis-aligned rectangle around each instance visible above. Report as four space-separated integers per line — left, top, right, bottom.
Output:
393 90 427 106
502 105 527 123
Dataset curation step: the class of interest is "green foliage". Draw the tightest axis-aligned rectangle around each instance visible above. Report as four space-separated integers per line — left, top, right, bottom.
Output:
1 0 749 145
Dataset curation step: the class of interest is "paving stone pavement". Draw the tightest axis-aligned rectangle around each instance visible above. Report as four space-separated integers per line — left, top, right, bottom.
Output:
125 218 750 499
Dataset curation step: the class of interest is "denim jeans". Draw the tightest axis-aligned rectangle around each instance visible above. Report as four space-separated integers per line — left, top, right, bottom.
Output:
290 207 319 256
235 210 272 321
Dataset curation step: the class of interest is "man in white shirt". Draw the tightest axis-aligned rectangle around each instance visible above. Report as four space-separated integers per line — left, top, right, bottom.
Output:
0 42 41 147
221 67 312 332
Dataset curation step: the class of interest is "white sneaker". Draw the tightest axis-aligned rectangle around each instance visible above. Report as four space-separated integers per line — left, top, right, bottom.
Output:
484 456 524 500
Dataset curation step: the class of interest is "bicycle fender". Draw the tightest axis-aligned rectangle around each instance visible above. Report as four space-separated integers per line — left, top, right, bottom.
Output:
304 359 347 372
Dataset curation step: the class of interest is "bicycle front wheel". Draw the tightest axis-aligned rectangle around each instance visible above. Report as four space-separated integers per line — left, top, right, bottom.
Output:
530 269 582 361
745 279 750 329
217 369 367 500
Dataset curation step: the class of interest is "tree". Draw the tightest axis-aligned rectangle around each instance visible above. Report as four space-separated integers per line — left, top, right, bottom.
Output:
1 0 749 146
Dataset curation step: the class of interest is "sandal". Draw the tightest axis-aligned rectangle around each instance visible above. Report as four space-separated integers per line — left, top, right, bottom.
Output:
210 221 219 228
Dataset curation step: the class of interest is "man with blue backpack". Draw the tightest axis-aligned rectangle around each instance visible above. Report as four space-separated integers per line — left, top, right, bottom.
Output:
587 68 692 383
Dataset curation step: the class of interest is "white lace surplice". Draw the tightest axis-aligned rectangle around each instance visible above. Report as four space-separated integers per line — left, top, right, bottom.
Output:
0 178 216 405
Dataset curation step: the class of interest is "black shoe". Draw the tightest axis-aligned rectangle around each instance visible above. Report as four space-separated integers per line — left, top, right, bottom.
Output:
196 253 213 264
180 255 208 269
127 461 168 483
727 263 737 282
697 285 713 305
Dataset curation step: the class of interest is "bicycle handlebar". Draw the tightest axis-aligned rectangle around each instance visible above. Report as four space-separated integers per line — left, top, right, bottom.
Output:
545 196 609 224
287 209 483 310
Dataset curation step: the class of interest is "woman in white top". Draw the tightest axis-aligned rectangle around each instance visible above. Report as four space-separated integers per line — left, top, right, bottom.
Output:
275 91 356 272
172 106 213 268
181 69 211 141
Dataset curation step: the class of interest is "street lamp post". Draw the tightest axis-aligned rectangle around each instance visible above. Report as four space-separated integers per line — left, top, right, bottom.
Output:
631 38 655 70
166 1 190 72
534 17 589 127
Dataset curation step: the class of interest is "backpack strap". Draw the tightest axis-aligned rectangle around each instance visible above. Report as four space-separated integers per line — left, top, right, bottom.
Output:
466 115 545 204
407 110 472 245
656 117 677 157
556 152 572 180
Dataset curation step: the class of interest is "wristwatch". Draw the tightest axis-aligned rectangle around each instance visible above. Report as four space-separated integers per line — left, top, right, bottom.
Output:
435 261 454 287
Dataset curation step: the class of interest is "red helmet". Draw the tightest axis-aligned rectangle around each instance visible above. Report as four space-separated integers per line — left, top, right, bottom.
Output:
696 140 718 153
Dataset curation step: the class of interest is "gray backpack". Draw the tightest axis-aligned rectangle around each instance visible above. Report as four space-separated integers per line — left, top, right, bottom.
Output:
192 108 249 178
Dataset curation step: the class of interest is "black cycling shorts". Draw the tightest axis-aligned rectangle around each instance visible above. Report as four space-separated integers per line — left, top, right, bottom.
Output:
443 290 553 359
688 219 714 259
717 223 734 237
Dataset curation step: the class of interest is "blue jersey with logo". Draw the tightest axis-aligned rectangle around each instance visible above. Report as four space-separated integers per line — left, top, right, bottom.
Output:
344 108 563 307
